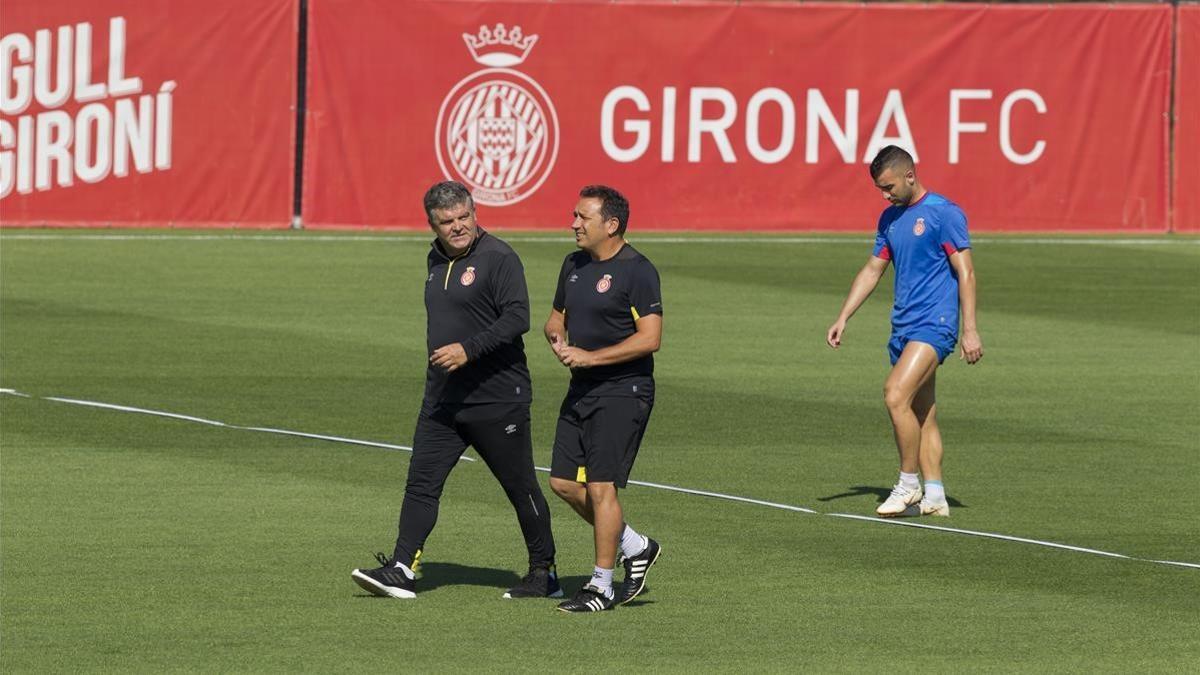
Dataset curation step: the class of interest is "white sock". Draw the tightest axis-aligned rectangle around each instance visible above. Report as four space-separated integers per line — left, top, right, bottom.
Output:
899 472 921 490
391 561 415 580
620 524 647 559
590 567 614 597
925 480 946 503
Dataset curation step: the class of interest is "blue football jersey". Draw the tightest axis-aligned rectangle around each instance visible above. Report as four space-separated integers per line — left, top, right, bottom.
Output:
871 192 971 335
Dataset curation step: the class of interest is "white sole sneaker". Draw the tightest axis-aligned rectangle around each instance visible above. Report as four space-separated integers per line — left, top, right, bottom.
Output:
920 500 950 517
877 483 923 517
351 569 417 599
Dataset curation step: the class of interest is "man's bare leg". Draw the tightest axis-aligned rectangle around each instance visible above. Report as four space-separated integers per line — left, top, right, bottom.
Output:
586 481 623 572
914 373 943 481
913 373 950 515
549 477 593 523
877 342 939 516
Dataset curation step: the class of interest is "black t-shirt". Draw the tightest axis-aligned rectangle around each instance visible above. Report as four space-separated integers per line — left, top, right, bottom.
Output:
423 229 531 411
553 243 662 398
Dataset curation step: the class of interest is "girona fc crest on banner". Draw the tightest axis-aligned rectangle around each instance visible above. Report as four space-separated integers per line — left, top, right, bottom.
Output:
596 274 613 293
460 266 477 286
435 23 560 207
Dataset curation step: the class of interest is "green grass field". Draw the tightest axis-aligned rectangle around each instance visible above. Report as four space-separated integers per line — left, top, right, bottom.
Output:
2 230 1198 671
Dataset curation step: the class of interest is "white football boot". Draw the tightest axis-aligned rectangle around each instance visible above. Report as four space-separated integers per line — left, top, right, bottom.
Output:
919 499 950 517
876 482 923 517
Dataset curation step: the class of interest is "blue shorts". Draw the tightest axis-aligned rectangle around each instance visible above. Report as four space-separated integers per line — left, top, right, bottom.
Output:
888 329 957 365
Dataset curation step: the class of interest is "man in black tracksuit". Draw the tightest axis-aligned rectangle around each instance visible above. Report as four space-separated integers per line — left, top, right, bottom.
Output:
352 181 559 600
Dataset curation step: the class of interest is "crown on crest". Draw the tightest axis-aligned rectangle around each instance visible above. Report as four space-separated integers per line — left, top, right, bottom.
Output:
463 23 539 67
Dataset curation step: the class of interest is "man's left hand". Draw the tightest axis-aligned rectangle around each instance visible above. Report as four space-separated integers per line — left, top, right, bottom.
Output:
431 343 469 372
960 330 983 364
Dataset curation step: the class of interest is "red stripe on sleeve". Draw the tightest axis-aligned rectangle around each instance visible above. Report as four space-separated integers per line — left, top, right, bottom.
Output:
877 245 892 261
942 242 958 257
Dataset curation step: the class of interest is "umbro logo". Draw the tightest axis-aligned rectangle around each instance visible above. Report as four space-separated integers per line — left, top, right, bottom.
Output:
569 274 579 283
505 424 518 435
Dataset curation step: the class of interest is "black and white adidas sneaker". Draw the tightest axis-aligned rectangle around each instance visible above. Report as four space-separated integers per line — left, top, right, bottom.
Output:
351 554 416 599
556 584 614 613
617 537 662 605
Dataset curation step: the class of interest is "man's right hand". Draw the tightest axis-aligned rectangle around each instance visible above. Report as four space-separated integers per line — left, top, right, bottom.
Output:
549 333 567 356
826 320 846 349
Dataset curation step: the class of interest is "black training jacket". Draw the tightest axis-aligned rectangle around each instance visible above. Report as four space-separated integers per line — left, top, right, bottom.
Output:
422 229 532 410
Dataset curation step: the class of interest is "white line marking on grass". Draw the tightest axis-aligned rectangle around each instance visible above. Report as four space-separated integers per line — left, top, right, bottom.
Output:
534 469 817 514
627 478 818 513
827 513 1134 560
3 389 1193 567
239 426 430 454
1 233 1196 246
44 397 231 427
15 391 473 462
1146 559 1200 570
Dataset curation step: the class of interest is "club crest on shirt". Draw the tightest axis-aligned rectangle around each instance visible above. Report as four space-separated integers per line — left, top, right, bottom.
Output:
460 266 477 286
913 218 926 236
596 274 613 293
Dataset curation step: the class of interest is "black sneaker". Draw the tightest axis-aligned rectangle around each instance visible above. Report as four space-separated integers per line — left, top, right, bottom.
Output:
556 584 615 613
503 564 564 599
351 553 416 599
617 537 661 605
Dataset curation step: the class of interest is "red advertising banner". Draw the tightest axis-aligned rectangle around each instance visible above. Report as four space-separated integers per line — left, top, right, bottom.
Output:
1175 5 1200 233
303 0 1172 232
0 0 297 227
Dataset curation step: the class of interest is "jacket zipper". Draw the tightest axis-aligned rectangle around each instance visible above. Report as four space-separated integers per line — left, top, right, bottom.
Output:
443 252 466 290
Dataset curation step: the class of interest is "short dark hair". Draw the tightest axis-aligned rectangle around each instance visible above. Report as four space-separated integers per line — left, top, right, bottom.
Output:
423 181 474 224
869 145 915 180
579 184 630 235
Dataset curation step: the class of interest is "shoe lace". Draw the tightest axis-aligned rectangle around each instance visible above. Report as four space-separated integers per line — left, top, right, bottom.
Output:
889 483 913 499
579 584 612 602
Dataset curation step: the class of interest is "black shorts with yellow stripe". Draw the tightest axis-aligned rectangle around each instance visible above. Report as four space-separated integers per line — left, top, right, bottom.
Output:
550 394 653 488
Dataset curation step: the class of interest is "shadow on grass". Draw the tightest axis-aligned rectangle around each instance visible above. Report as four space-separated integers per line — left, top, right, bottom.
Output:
417 562 520 592
817 485 967 509
549 574 594 596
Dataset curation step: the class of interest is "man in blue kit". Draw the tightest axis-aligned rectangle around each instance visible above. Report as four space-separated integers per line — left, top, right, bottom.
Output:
826 145 983 517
